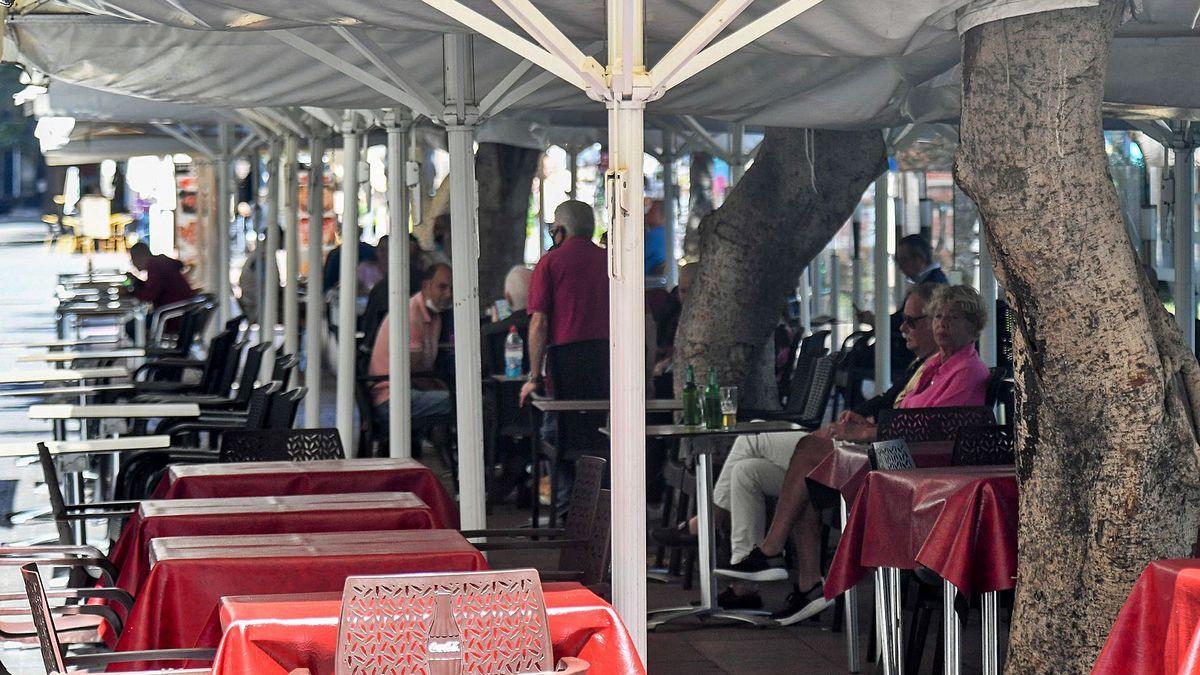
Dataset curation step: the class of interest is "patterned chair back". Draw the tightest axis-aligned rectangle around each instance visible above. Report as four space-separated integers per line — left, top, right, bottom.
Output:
336 569 555 675
951 424 1015 466
243 382 281 430
20 563 68 674
220 428 345 463
868 439 916 471
557 456 606 574
876 406 996 443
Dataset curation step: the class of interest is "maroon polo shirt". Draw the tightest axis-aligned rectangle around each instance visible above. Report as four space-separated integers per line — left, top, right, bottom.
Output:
134 255 195 309
527 236 609 346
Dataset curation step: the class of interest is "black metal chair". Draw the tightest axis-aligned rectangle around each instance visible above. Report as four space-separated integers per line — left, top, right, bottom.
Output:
876 406 997 443
135 343 269 411
830 329 875 417
153 382 280 446
219 428 344 462
272 352 298 386
867 438 916 471
950 424 1015 466
266 387 306 429
21 563 212 674
130 328 238 395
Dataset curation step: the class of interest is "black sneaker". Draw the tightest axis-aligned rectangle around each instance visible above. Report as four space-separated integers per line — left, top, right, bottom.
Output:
651 522 697 547
714 547 788 582
772 581 834 626
717 586 763 611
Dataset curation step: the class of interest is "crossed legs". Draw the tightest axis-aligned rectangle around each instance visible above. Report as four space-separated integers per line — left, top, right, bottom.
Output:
754 433 836 589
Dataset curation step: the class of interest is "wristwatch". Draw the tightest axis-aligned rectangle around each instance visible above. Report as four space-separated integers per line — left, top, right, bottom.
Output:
527 374 543 385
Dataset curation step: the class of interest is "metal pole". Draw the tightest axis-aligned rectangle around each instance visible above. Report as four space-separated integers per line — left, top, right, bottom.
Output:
852 208 864 321
830 248 841 348
262 138 281 356
841 497 861 673
215 123 233 324
386 109 413 460
978 235 998 367
874 175 892 391
336 113 361 454
1175 146 1196 352
568 148 579 198
729 122 745 185
798 269 811 338
942 580 961 675
661 133 679 286
282 134 301 369
444 33 487 530
981 591 999 675
304 135 327 426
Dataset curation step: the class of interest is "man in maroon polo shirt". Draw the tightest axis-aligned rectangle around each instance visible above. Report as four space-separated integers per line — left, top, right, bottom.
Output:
519 200 608 405
126 242 195 310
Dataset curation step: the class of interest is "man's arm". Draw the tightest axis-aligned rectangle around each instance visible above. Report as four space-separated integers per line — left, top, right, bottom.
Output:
519 311 549 405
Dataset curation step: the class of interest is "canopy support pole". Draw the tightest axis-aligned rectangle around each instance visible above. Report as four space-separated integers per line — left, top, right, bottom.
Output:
215 123 232 325
386 108 414 460
282 134 301 372
304 134 327 426
444 33 487 529
729 122 745 185
1175 144 1196 353
607 0 648 661
852 208 864 321
336 112 362 453
873 174 892 391
262 138 282 364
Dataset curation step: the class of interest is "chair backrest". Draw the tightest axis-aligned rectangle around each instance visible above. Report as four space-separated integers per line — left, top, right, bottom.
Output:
220 428 345 463
986 365 1015 424
34 444 73 546
782 352 818 414
20 563 68 674
580 489 612 586
797 356 836 426
557 456 606 573
951 424 1015 466
336 569 554 675
868 439 916 471
213 341 248 398
243 382 281 430
230 344 270 406
800 329 831 356
272 353 298 386
876 406 997 443
197 329 237 395
267 387 306 429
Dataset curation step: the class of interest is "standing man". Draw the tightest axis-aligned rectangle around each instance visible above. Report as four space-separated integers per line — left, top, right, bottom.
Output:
519 200 609 406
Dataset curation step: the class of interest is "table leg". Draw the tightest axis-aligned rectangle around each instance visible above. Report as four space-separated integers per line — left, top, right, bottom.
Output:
874 568 895 675
943 580 960 675
133 309 146 348
841 496 861 673
981 591 999 675
887 567 904 675
529 407 540 530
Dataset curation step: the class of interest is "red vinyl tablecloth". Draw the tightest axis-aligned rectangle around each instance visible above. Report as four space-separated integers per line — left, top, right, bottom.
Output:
107 530 486 672
210 585 646 675
825 465 1018 598
152 458 459 528
109 492 435 597
806 440 954 504
1093 559 1200 674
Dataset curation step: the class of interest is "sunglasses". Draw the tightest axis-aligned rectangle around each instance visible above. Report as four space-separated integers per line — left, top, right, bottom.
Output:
900 314 927 328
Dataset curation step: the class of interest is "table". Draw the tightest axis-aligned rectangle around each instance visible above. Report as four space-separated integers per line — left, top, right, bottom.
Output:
607 420 802 628
106 530 487 670
825 465 1018 675
152 457 459 528
109 492 436 596
0 336 121 349
28 403 200 420
0 383 133 398
1093 559 1200 674
0 435 171 458
17 348 145 363
208 585 646 675
0 367 128 385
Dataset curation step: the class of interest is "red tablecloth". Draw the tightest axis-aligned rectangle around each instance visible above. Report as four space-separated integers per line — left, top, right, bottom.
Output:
107 530 486 671
152 458 459 528
825 465 1018 598
109 492 435 597
210 585 646 675
806 440 954 504
1093 559 1200 674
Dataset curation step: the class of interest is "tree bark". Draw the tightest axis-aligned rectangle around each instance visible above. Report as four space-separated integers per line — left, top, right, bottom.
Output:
675 128 886 408
956 3 1200 671
475 142 540 309
683 152 714 259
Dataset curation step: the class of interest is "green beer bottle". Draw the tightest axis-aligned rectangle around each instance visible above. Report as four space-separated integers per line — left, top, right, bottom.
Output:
703 367 722 429
681 365 701 426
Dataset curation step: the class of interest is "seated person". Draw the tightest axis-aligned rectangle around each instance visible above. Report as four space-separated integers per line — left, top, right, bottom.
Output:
368 311 452 428
482 266 533 374
710 284 989 622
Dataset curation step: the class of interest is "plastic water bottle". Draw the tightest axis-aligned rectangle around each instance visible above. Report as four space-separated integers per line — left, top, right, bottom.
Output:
504 325 524 377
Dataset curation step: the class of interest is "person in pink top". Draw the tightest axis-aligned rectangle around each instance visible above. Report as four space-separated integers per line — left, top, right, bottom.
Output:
896 283 991 409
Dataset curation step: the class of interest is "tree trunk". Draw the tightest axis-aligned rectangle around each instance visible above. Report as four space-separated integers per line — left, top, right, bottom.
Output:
956 3 1200 671
683 152 714 258
475 143 540 309
675 128 886 409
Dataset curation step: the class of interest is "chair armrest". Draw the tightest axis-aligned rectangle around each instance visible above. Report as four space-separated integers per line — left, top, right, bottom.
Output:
0 555 118 585
63 499 141 511
66 647 217 668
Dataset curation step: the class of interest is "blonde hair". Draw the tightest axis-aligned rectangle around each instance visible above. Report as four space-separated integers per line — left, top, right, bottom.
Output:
928 284 988 338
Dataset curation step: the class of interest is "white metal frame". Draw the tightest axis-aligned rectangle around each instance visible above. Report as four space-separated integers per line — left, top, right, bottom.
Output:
385 108 414 460
335 111 362 453
281 133 301 370
304 133 327 426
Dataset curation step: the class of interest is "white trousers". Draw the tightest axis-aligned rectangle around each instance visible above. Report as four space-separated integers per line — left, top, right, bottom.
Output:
712 430 808 564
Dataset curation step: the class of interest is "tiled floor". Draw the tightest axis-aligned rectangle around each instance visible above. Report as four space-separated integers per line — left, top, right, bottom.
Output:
0 217 1002 673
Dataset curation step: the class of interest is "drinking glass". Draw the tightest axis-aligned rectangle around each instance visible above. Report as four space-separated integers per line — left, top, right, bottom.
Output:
719 386 738 429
